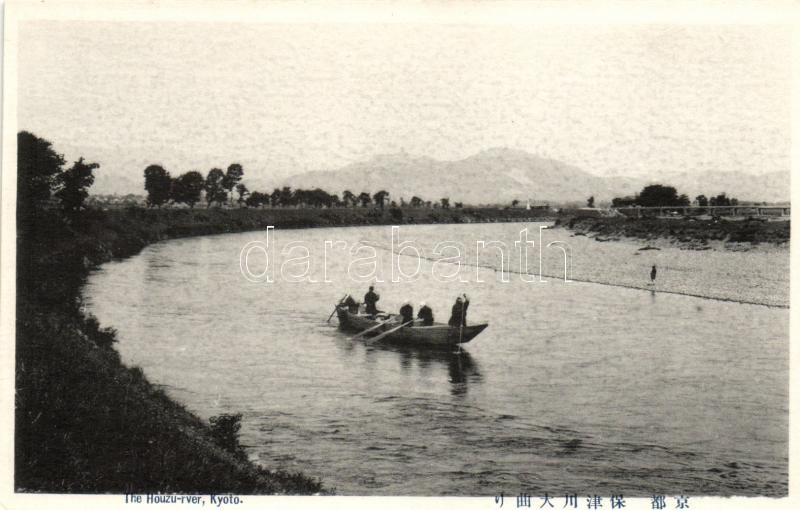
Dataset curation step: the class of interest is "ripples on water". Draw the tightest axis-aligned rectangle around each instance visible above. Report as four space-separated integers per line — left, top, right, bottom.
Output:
83 223 788 495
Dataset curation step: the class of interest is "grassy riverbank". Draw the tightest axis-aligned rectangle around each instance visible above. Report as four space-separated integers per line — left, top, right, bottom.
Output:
560 215 790 249
17 204 551 493
15 207 334 493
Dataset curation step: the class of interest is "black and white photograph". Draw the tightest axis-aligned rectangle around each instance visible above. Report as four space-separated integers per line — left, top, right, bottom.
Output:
1 0 795 507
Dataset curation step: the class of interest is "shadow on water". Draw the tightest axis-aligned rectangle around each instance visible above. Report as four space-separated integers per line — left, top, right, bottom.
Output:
328 324 482 396
378 343 483 396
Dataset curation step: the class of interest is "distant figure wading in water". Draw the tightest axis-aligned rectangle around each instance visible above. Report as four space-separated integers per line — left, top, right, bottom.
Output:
650 265 657 284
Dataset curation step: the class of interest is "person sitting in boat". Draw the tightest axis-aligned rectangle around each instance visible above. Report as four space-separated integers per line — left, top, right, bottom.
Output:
343 294 359 313
417 302 434 326
364 286 380 316
399 300 414 326
448 294 470 328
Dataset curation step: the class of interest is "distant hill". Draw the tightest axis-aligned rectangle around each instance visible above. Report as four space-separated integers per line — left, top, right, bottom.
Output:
82 144 789 204
282 148 789 205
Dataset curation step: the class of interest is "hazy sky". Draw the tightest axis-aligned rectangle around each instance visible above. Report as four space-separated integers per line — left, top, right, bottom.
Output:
18 20 792 194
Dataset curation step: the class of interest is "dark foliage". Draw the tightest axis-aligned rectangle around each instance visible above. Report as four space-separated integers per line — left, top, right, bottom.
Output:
205 168 227 208
144 165 172 208
210 414 245 459
17 131 65 219
55 158 99 215
635 184 687 207
170 171 204 208
222 163 244 204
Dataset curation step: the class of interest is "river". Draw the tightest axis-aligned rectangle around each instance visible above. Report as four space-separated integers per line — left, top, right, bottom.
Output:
83 222 788 496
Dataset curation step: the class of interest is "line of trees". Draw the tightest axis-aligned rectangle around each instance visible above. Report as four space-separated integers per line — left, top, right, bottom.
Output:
612 185 738 208
143 168 457 211
144 164 246 209
241 189 459 210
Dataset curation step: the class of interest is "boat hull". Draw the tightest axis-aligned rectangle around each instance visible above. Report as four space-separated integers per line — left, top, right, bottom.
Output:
335 307 488 347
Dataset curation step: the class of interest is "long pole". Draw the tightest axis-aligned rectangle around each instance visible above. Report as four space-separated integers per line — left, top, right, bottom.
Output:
351 318 393 340
368 320 414 343
458 297 465 353
326 294 348 323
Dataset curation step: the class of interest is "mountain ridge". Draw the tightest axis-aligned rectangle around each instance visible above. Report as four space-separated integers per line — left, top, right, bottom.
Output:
281 148 789 205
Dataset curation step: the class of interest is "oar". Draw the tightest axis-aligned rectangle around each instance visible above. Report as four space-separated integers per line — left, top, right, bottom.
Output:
350 318 393 340
366 320 414 343
326 294 348 323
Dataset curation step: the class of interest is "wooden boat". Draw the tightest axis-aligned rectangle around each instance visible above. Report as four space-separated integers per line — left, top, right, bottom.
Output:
335 306 488 348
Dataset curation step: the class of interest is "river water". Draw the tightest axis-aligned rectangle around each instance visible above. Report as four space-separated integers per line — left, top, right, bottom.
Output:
83 223 788 496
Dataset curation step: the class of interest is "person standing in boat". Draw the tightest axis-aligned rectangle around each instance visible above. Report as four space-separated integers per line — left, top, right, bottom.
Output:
364 286 380 316
399 301 414 326
417 302 434 326
343 294 360 313
448 294 470 328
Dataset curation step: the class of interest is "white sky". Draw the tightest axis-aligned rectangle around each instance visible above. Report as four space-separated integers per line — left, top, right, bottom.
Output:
17 20 792 193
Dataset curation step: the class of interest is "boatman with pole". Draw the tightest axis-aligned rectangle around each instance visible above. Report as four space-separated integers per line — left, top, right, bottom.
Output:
448 294 470 328
364 286 380 316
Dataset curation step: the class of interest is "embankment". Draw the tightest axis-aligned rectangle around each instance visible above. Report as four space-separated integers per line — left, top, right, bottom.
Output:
560 215 790 249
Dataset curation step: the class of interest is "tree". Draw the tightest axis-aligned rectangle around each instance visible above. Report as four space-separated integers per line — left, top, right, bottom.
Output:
171 171 204 208
223 164 244 204
55 157 98 214
440 197 450 209
677 194 690 207
270 188 282 207
709 193 731 207
17 131 65 215
342 190 356 208
373 190 389 210
587 196 595 208
311 188 334 208
636 185 681 207
245 191 269 208
612 196 637 208
144 165 172 208
280 186 293 207
292 188 333 208
235 183 249 206
695 194 709 207
358 192 371 208
205 168 227 208
511 199 520 208
410 196 424 208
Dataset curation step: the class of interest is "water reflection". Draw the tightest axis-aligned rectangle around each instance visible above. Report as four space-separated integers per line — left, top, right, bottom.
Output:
372 341 482 397
330 324 482 396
